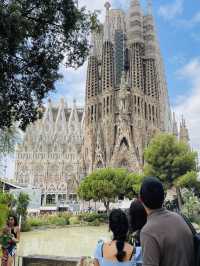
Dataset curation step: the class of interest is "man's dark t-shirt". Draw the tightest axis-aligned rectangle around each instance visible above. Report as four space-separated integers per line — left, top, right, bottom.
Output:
141 209 194 266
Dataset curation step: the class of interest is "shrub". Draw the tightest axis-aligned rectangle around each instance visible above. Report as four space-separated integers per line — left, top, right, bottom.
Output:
89 219 101 226
57 212 72 225
21 221 32 232
28 217 47 227
182 190 200 223
69 216 80 225
47 215 68 226
0 204 8 229
78 212 107 224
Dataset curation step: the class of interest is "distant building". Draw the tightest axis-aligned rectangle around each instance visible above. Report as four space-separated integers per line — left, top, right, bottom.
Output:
10 188 42 211
14 100 84 206
14 0 189 206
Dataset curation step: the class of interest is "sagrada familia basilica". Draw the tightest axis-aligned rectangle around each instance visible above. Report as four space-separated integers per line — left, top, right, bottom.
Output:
14 0 189 205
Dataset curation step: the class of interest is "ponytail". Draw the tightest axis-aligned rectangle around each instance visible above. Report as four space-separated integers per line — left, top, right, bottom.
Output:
116 240 126 262
109 209 129 262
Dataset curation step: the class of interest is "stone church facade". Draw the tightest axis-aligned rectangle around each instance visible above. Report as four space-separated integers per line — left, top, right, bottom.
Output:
14 0 189 205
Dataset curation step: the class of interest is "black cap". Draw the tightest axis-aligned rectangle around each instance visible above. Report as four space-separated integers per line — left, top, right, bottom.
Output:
140 177 165 209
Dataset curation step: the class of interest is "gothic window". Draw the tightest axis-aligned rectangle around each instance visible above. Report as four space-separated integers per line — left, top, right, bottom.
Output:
107 97 109 114
96 161 103 169
145 102 147 120
120 137 129 149
58 194 66 202
152 106 155 123
149 104 151 120
91 105 94 122
136 147 140 160
98 103 102 119
94 105 97 121
120 159 128 168
103 98 106 116
46 194 56 205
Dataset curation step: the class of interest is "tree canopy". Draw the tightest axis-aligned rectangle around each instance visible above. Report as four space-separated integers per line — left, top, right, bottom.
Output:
144 134 198 189
78 168 143 213
0 127 20 174
0 0 98 130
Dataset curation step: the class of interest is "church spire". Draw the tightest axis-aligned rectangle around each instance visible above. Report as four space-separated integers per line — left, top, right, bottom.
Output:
179 116 190 145
172 112 178 137
90 32 97 57
104 2 111 42
43 99 53 124
55 98 67 133
147 0 153 15
128 0 143 44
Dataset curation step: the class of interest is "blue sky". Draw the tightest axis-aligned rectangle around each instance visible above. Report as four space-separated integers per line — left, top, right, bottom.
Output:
5 0 200 178
52 0 200 152
53 0 200 105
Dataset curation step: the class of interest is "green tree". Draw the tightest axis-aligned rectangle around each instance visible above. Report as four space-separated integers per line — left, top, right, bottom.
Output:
0 192 16 209
0 204 8 229
16 192 30 228
0 127 20 174
144 134 198 208
181 190 200 223
123 173 144 199
0 0 98 130
78 168 132 214
0 192 16 230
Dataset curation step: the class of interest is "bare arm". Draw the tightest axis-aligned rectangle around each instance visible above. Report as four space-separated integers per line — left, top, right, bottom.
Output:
93 258 100 266
12 227 20 243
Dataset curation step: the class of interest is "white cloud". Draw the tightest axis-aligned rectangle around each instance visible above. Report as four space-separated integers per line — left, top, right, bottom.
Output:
158 0 184 20
174 58 200 154
192 11 200 24
54 63 87 106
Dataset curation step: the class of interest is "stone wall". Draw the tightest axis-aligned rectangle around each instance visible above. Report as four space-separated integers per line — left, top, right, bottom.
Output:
21 256 80 266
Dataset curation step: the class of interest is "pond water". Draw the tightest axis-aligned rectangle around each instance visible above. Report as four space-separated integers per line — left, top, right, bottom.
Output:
17 226 111 258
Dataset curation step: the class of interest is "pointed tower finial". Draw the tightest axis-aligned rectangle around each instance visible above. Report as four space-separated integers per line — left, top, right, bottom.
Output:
147 0 153 15
90 32 97 57
172 112 178 137
104 2 111 42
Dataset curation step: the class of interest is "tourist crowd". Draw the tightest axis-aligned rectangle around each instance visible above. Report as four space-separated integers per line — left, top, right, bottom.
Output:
92 177 197 266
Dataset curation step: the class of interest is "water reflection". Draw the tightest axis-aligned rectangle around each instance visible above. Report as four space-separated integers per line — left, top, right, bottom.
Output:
17 226 111 257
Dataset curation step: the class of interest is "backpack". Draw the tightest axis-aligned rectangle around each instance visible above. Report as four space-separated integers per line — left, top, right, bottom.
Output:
182 214 200 266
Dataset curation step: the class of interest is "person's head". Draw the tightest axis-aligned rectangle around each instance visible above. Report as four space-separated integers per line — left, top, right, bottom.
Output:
140 177 165 212
109 209 129 262
129 199 147 233
7 215 18 227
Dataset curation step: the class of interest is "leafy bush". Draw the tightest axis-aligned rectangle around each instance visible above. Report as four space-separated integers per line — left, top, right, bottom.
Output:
78 212 107 224
0 204 8 229
182 190 200 223
57 212 72 225
28 217 48 227
89 219 101 226
69 216 80 225
21 221 32 232
47 216 68 226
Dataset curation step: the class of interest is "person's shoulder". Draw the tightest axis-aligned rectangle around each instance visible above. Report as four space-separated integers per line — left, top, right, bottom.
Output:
15 226 20 232
124 242 134 253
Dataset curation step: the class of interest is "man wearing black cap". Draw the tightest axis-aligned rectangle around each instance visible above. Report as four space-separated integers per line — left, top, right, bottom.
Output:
140 177 194 266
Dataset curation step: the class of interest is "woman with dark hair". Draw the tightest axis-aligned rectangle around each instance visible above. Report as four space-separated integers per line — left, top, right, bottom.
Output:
93 209 142 266
129 199 147 247
1 215 20 266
